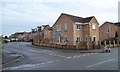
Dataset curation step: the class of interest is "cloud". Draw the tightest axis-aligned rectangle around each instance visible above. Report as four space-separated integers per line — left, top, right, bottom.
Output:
1 0 119 35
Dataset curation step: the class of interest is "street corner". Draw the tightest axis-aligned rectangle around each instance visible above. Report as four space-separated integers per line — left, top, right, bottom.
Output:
2 52 23 67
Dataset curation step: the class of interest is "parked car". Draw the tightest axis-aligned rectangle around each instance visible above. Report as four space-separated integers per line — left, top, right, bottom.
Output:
4 39 10 43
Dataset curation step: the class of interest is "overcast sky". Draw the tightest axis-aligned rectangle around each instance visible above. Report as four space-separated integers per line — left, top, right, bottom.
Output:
0 0 119 36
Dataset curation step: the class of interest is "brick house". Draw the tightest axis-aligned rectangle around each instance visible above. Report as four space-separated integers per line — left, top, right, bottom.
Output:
114 22 120 40
9 32 25 41
33 25 53 45
52 13 99 49
99 22 120 41
42 25 53 44
23 32 31 42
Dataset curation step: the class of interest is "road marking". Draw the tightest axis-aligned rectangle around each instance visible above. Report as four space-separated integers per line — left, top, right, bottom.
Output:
29 49 45 54
57 55 66 58
82 54 87 56
49 53 66 58
73 56 77 58
8 64 34 69
47 61 54 64
55 60 60 62
87 53 90 56
49 53 53 55
4 62 46 70
29 49 66 58
77 55 81 58
67 57 72 59
28 49 34 52
40 63 45 65
87 58 114 68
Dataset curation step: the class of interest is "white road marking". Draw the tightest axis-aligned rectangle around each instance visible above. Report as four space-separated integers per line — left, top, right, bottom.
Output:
67 57 72 59
28 49 35 52
9 64 34 69
47 61 54 64
49 53 53 55
77 55 81 58
90 53 94 55
73 56 77 58
87 58 114 68
55 60 60 62
29 49 65 58
40 63 45 65
82 54 87 56
87 53 90 56
49 53 66 58
4 62 47 70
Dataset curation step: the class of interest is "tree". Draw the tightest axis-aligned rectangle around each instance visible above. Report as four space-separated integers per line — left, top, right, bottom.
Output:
5 36 8 39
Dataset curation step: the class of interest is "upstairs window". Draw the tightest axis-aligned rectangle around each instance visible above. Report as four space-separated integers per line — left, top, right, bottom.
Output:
106 29 109 33
45 31 47 34
64 23 67 31
56 25 61 31
92 24 96 29
76 37 80 43
76 24 81 29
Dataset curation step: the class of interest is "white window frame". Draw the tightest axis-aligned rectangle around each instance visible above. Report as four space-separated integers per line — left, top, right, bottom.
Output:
76 36 80 43
56 25 61 31
76 24 81 30
106 29 109 33
92 36 96 41
92 24 96 30
64 23 67 31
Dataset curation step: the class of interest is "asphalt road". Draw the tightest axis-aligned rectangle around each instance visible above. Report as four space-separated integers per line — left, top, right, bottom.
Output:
2 42 118 70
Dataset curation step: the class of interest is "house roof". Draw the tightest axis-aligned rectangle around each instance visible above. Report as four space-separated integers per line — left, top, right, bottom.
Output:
100 21 120 27
62 13 94 23
43 25 53 31
114 22 120 27
15 32 25 35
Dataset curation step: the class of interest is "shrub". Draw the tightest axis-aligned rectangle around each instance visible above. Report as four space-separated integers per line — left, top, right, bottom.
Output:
78 41 86 46
101 41 104 45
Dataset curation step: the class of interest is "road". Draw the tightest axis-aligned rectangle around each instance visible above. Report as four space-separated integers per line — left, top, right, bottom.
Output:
2 42 118 70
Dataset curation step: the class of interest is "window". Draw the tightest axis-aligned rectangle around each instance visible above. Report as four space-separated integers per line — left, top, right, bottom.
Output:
76 37 80 43
76 24 81 29
92 24 96 29
56 25 61 31
92 36 96 41
45 31 47 34
65 36 68 41
106 29 109 33
85 37 87 41
64 23 67 31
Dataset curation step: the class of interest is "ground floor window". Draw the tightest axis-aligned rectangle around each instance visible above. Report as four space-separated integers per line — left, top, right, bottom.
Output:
76 37 80 43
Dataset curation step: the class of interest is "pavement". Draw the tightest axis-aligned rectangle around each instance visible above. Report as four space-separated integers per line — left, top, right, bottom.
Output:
2 42 118 70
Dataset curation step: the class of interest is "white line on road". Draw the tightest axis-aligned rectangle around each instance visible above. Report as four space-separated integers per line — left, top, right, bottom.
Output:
29 49 41 53
4 62 46 70
87 58 114 68
55 60 60 62
77 55 81 58
40 63 45 65
67 57 72 59
73 56 77 58
46 61 54 64
82 54 87 56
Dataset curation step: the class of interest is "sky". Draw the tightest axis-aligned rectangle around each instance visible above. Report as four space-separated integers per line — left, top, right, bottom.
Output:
0 0 119 36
